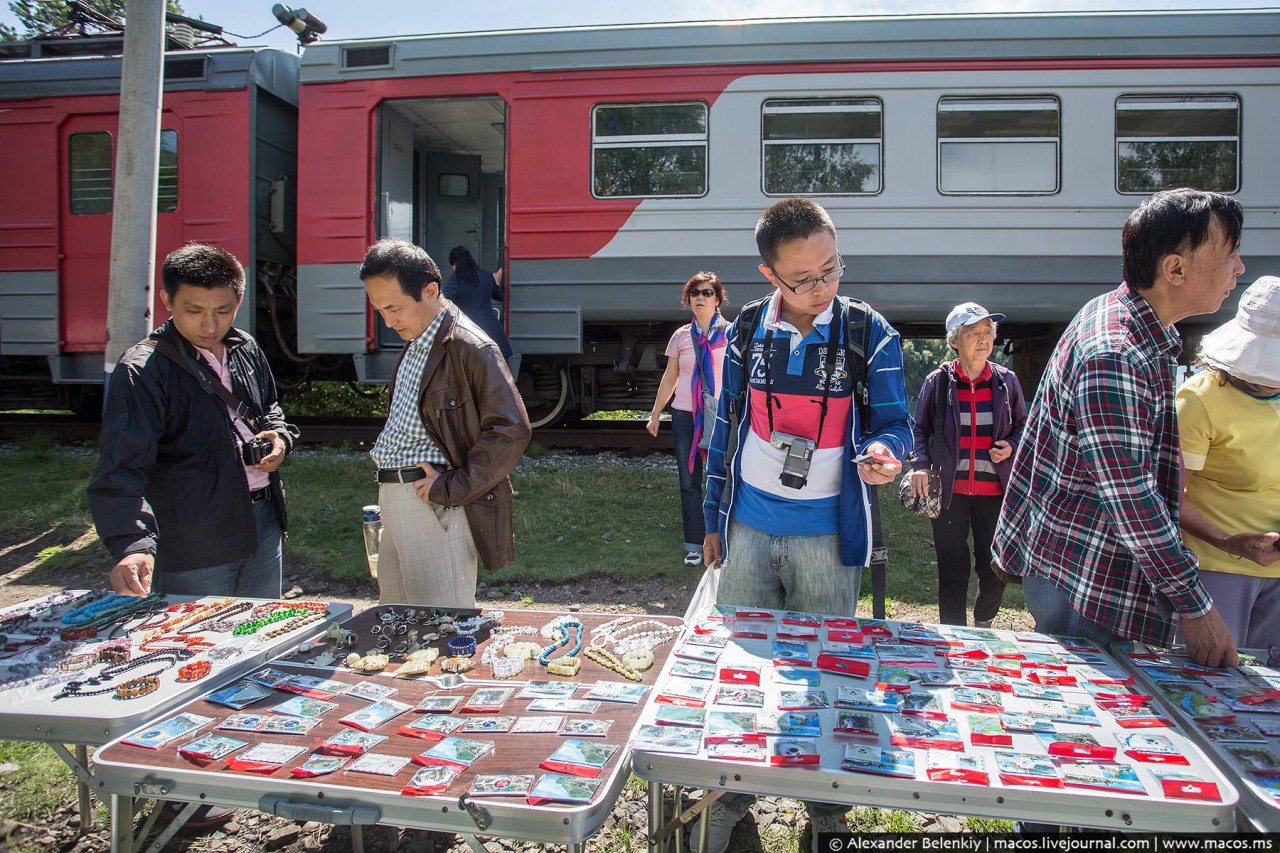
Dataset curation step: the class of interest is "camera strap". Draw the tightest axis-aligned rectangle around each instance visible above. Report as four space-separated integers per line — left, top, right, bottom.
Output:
139 338 265 434
761 306 843 447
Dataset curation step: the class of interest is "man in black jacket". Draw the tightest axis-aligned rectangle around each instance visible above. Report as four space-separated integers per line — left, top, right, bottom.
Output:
89 243 299 597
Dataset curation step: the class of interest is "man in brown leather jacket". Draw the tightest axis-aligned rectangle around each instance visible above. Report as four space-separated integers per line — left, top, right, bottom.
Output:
359 238 531 607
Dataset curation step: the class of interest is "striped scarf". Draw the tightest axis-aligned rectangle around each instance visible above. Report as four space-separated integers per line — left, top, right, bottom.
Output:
689 313 727 472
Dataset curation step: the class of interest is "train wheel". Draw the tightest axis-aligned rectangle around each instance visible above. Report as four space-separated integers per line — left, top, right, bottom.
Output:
521 365 571 429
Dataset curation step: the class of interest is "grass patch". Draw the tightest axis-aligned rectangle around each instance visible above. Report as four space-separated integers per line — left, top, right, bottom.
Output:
0 741 76 822
0 442 97 542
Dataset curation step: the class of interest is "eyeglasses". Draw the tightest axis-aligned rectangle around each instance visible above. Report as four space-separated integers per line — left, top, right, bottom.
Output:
769 256 845 295
688 288 717 298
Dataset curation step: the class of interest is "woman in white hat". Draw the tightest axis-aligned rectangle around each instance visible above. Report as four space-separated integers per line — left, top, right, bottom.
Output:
1176 276 1280 649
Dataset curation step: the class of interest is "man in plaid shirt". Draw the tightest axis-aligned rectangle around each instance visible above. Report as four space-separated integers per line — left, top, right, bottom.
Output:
993 189 1243 668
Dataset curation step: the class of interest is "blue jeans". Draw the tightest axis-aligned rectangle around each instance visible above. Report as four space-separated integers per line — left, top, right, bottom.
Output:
719 519 863 617
670 408 705 552
155 497 283 598
1022 576 1118 649
716 519 860 821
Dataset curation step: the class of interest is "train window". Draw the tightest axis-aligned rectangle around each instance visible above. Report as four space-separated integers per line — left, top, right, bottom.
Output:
69 132 113 215
438 174 470 197
1115 95 1239 194
158 130 178 213
762 98 881 196
937 96 1060 195
591 103 707 198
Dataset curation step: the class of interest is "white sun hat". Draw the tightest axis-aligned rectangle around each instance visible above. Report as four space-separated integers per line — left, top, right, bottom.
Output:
1199 275 1280 387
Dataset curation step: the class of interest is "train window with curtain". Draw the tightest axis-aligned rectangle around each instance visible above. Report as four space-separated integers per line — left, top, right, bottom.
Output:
69 131 113 214
157 130 179 212
591 103 707 198
1115 95 1240 194
762 98 882 195
937 96 1060 194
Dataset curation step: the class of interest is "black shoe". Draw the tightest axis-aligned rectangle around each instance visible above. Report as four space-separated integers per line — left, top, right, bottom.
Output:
158 802 237 831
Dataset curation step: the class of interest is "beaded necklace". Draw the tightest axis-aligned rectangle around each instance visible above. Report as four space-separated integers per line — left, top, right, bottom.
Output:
61 593 132 626
0 589 99 634
53 647 195 699
583 646 644 682
537 618 583 667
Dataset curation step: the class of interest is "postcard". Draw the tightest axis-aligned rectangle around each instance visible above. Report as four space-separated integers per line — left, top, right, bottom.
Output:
1149 768 1223 803
1012 682 1063 702
340 698 412 732
705 739 766 762
414 695 463 713
277 674 349 700
346 681 399 703
559 718 613 738
540 738 619 777
463 687 515 713
1059 762 1146 795
1109 706 1173 729
414 736 495 770
123 713 213 749
1119 732 1188 763
260 715 321 735
834 711 878 737
1037 732 1115 761
527 698 602 714
291 755 348 778
915 669 962 688
633 724 702 755
320 729 388 755
246 667 293 688
777 689 830 711
218 712 270 733
674 644 723 663
348 753 412 776
926 750 989 785
993 751 1063 788
178 734 247 763
887 715 963 751
397 714 465 740
1198 722 1267 744
469 774 535 797
773 667 822 688
899 692 946 720
585 682 650 704
758 711 821 738
655 706 706 728
670 659 717 680
401 765 459 796
227 742 305 772
527 773 605 805
1225 744 1280 775
950 687 1004 714
517 681 577 700
773 640 814 667
512 715 565 733
998 713 1056 734
655 678 712 708
840 744 915 778
206 679 274 710
876 666 913 693
770 737 819 766
634 722 706 753
270 696 337 719
834 686 899 714
461 716 516 734
706 710 759 742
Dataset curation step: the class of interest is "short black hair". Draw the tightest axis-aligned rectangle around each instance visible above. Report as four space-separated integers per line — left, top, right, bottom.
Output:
754 198 837 266
358 238 441 301
1122 188 1243 291
161 243 245 299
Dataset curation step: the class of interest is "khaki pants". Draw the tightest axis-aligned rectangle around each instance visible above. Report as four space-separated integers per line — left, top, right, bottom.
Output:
376 483 478 608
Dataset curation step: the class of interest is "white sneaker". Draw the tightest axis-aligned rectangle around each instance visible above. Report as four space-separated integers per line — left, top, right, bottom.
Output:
808 813 849 853
689 798 748 853
684 551 703 567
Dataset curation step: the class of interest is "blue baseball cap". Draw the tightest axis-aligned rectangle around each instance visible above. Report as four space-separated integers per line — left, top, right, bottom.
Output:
946 302 1006 334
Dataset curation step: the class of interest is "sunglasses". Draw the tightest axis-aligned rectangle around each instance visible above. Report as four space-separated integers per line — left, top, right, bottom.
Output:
688 288 717 298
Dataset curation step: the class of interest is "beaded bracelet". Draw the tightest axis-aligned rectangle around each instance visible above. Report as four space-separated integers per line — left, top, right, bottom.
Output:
547 656 580 677
57 653 96 672
491 655 525 679
97 645 130 664
177 659 212 681
446 635 477 657
115 674 160 700
621 648 655 672
59 625 99 642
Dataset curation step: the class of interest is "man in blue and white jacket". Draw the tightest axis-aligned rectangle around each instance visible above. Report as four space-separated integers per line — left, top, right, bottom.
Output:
696 198 913 851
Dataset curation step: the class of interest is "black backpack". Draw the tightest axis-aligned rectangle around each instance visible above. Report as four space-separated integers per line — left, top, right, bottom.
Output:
725 295 890 617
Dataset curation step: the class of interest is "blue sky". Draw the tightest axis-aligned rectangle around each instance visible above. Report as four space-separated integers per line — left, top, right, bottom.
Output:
3 1 1276 53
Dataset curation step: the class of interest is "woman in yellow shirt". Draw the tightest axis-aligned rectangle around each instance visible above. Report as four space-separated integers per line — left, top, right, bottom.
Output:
1177 276 1280 648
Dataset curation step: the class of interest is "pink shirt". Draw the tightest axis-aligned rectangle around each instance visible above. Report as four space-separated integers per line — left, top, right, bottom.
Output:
197 345 271 492
664 323 726 412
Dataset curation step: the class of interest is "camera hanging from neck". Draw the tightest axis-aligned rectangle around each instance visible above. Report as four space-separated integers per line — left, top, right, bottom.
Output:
762 305 845 448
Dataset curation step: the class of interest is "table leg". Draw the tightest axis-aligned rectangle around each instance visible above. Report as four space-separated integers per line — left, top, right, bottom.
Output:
352 825 364 853
76 744 93 831
110 794 133 853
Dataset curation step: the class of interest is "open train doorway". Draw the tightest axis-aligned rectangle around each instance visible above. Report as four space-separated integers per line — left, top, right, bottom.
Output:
375 97 506 348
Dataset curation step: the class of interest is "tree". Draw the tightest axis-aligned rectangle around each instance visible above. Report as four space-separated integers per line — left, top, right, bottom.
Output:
6 0 183 39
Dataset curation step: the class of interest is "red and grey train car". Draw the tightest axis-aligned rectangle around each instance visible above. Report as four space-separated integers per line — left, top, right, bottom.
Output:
1 10 1277 421
294 9 1280 424
0 47 298 410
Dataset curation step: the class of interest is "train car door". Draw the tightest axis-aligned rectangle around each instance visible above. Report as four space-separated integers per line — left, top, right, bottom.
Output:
423 151 482 272
59 115 181 359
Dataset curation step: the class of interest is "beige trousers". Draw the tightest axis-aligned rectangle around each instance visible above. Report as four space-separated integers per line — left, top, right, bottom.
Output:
376 483 478 608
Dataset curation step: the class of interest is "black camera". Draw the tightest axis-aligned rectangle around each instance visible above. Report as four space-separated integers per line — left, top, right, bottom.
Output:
241 436 274 466
770 431 816 490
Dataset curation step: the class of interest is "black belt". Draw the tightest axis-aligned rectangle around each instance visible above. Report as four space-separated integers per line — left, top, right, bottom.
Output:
375 464 448 484
249 486 270 504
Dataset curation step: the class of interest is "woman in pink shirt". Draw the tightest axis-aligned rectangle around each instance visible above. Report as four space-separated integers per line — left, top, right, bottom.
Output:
647 273 729 567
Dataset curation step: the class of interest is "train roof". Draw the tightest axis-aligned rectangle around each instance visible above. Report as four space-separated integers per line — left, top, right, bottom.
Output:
299 9 1280 83
0 47 299 104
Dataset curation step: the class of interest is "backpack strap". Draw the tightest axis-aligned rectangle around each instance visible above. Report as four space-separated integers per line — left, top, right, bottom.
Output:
139 337 264 431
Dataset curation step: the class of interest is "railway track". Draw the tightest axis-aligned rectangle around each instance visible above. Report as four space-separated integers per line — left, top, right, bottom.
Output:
0 413 667 452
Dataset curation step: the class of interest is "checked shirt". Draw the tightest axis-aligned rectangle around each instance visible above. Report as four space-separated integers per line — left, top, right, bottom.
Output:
992 283 1212 646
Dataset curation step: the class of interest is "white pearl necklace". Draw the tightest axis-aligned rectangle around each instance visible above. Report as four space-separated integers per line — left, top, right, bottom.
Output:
596 619 680 655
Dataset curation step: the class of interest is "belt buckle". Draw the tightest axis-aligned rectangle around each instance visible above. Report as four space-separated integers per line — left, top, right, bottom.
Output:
397 468 412 483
